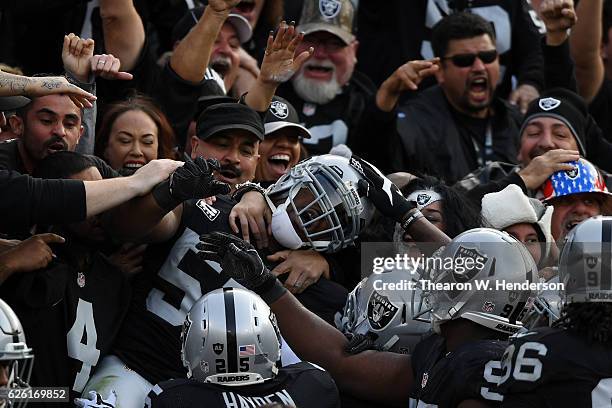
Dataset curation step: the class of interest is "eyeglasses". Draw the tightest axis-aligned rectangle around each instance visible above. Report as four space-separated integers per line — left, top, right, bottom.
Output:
442 50 498 68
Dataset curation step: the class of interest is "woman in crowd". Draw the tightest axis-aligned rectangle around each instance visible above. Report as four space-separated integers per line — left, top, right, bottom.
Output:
95 95 179 175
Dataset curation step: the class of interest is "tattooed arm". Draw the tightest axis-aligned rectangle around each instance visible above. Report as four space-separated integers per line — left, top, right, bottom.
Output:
0 71 96 108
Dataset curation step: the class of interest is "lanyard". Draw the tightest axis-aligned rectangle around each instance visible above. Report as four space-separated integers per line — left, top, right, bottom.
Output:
471 119 494 168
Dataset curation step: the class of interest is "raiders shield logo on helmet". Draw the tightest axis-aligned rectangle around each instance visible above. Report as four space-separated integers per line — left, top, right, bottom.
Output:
453 246 488 283
367 291 399 331
482 301 495 313
538 97 561 111
213 343 224 355
416 193 432 207
586 256 599 269
269 101 289 119
319 0 341 18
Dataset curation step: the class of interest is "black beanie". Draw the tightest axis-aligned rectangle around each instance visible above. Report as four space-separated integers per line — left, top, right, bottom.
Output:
519 88 588 156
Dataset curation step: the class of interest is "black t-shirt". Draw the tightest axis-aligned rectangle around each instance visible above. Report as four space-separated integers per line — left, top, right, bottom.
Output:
0 239 131 406
410 333 506 407
498 327 612 408
114 196 349 385
145 362 340 408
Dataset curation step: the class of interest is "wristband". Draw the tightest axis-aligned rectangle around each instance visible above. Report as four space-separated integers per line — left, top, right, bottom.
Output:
151 175 180 212
256 277 288 304
232 181 267 202
401 209 424 231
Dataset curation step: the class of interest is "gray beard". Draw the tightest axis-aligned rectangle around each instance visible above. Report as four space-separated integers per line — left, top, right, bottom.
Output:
291 73 341 105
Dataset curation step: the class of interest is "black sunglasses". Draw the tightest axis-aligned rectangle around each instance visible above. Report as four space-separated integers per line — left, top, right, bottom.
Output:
442 50 498 68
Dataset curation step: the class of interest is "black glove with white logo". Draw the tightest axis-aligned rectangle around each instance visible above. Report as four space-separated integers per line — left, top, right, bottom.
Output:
152 157 230 211
196 232 287 304
349 155 415 224
345 332 381 355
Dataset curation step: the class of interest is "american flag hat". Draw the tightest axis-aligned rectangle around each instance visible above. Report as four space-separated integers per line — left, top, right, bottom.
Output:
538 158 612 211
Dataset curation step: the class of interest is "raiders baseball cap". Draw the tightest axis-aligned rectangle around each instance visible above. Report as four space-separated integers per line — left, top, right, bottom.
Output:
298 0 355 45
196 103 264 141
172 6 252 44
264 96 311 139
0 96 30 112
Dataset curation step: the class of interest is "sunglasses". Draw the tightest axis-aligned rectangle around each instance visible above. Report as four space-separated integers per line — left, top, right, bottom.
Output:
442 50 498 68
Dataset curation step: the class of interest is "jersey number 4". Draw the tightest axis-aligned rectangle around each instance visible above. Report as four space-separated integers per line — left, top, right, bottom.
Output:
67 298 101 393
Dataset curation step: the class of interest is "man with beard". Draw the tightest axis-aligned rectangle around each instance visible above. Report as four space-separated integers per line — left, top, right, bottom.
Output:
390 12 523 184
275 0 396 167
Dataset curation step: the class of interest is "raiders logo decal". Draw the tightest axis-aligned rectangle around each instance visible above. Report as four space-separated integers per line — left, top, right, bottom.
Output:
452 246 488 283
482 301 495 313
416 193 432 207
538 97 561 111
421 373 429 389
213 343 224 355
586 256 599 269
196 199 220 221
269 100 289 119
319 0 341 19
367 291 399 331
565 166 579 179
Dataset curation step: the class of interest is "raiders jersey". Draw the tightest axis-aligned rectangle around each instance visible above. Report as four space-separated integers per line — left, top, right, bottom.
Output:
145 362 339 408
498 327 612 407
410 334 506 407
0 241 130 406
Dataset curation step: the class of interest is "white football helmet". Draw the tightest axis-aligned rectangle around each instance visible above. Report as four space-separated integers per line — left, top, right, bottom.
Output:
559 216 612 304
337 269 431 354
181 288 281 386
0 299 34 408
265 154 375 252
415 228 538 335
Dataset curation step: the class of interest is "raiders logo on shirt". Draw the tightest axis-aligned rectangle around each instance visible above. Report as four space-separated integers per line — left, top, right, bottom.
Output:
196 200 220 221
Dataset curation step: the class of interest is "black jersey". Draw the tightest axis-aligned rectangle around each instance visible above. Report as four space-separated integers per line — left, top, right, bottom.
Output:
114 196 349 385
410 333 506 407
498 327 612 408
0 241 131 406
145 362 340 408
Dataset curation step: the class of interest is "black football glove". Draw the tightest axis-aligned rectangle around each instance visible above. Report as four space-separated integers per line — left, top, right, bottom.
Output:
152 157 231 211
344 332 381 354
196 232 287 304
349 155 415 223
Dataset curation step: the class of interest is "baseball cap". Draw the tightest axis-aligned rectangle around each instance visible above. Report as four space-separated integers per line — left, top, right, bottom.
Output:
298 0 355 45
264 96 311 139
196 103 264 141
520 88 588 156
538 158 612 212
172 6 252 44
0 96 30 112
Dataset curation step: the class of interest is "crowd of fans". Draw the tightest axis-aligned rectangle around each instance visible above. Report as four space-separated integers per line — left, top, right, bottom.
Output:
1 0 612 407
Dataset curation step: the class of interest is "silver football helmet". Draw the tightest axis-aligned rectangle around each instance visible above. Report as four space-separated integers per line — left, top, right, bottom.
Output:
181 288 281 386
559 216 612 304
265 154 375 252
0 299 34 408
415 228 538 335
336 269 431 354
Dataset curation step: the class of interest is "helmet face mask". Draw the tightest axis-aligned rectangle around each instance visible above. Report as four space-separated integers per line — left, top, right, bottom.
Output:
266 155 374 253
181 288 281 387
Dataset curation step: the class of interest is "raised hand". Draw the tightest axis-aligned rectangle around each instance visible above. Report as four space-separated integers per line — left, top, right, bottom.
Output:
62 33 95 83
376 58 440 112
539 0 577 37
151 157 231 211
259 21 313 85
27 76 96 108
509 83 540 114
91 54 133 81
349 155 415 224
197 232 287 303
